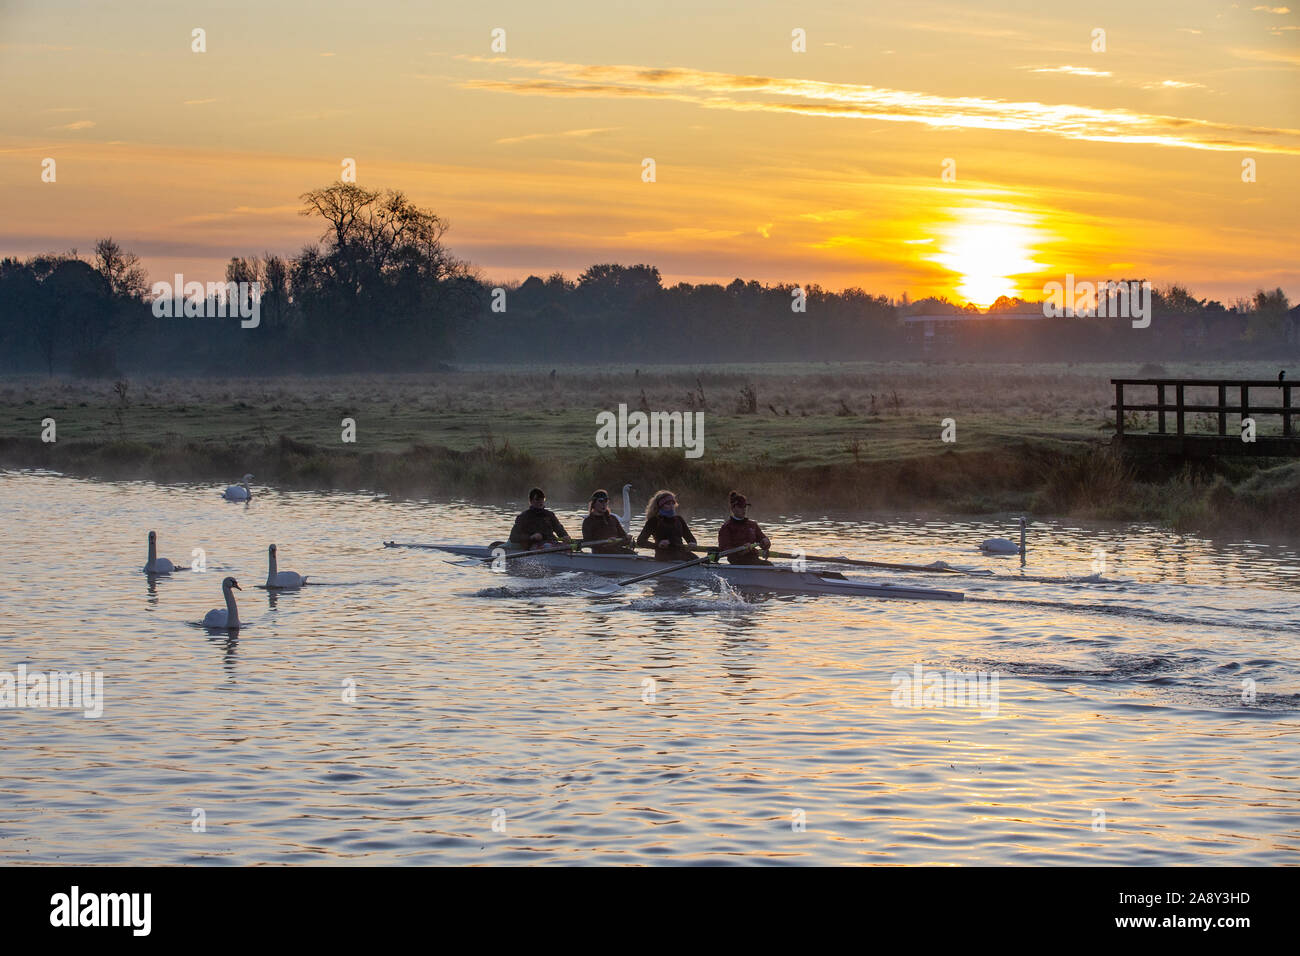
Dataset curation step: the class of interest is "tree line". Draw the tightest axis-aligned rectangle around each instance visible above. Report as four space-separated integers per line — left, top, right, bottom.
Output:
0 183 1294 375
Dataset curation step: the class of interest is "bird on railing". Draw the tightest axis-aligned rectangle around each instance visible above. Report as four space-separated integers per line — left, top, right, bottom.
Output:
1280 370 1287 383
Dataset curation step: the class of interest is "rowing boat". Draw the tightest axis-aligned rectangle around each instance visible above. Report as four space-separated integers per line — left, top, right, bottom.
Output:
388 543 965 602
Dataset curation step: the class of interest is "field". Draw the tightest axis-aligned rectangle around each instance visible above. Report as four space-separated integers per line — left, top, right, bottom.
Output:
1 361 1297 536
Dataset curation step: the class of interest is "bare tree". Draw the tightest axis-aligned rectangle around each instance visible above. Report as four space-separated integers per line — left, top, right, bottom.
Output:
93 238 149 300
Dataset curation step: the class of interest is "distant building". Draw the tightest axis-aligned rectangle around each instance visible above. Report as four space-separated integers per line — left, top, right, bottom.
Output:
900 311 1042 354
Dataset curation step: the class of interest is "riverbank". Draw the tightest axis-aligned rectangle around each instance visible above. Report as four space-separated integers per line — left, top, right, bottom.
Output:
2 365 1297 537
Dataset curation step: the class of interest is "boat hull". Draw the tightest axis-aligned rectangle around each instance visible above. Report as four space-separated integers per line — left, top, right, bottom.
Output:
418 544 964 601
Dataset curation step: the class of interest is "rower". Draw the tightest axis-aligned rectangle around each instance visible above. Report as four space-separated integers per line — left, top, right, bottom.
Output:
582 489 634 553
507 487 571 551
636 490 698 561
717 491 772 565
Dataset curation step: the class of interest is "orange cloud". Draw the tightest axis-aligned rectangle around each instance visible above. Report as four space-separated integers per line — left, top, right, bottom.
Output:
459 57 1300 155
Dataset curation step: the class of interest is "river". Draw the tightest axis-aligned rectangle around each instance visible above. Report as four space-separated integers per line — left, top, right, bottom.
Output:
0 471 1296 864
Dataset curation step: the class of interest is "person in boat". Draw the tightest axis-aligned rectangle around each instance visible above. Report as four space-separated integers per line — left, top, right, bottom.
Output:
582 489 635 553
717 491 772 565
636 490 698 561
507 487 571 551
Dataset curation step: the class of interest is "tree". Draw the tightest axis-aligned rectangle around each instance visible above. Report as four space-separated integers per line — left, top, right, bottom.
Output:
296 183 474 366
93 238 149 301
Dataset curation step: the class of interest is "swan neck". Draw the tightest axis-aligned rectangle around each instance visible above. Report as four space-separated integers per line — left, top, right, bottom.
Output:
268 550 277 575
224 583 240 626
148 537 156 563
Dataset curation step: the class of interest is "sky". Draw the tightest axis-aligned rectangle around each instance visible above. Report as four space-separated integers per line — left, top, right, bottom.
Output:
1 0 1297 306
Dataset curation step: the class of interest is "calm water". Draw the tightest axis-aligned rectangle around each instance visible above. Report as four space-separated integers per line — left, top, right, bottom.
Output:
1 470 1297 865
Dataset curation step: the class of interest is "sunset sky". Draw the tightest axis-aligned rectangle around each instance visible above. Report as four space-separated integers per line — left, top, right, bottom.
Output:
1 0 1297 306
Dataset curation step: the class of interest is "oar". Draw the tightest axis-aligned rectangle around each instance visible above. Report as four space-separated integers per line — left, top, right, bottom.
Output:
765 550 992 576
666 544 991 576
382 537 626 566
493 537 625 562
584 544 755 594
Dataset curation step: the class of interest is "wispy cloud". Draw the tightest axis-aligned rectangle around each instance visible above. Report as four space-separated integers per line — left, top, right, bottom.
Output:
1251 5 1291 13
50 120 95 131
1229 46 1300 65
495 126 620 145
179 204 301 225
459 57 1300 155
183 98 218 106
1027 65 1112 77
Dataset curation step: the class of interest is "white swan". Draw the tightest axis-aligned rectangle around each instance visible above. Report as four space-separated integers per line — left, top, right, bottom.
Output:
981 517 1027 555
202 577 242 628
222 474 254 501
620 483 634 530
266 544 307 589
143 530 175 574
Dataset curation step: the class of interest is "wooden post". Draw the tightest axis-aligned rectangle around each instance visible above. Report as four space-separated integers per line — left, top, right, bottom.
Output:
1157 383 1166 434
1176 383 1185 435
1115 382 1124 436
1284 384 1292 437
1240 384 1249 435
1217 384 1226 435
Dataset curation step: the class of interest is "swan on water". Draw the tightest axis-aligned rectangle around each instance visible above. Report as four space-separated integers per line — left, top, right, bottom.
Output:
266 544 307 589
980 517 1027 555
202 577 242 628
143 530 176 574
222 474 254 501
619 483 634 530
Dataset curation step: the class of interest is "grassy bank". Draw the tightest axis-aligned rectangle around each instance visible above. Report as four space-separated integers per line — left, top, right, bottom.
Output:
2 363 1297 537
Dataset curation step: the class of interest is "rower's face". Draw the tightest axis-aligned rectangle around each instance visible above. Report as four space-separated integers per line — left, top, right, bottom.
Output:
731 503 748 519
592 498 608 514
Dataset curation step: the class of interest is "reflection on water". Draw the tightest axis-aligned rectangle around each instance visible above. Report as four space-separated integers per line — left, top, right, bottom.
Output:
0 471 1296 864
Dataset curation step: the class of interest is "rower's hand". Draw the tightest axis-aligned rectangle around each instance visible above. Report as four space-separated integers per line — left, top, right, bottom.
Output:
530 532 543 542
656 540 669 550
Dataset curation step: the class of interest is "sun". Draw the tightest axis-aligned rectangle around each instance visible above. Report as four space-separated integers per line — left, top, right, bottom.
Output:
927 205 1045 308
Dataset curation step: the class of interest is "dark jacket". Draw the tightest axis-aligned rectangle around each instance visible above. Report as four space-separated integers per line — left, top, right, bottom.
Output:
717 517 772 564
582 513 632 553
508 506 569 548
637 513 697 561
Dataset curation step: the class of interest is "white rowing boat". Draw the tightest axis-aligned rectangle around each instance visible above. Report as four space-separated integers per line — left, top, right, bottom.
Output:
390 544 965 602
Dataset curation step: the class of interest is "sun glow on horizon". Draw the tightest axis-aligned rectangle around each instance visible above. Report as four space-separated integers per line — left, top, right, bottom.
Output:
928 205 1048 307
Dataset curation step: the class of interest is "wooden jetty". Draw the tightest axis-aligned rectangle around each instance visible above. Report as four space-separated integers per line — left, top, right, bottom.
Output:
1111 378 1300 457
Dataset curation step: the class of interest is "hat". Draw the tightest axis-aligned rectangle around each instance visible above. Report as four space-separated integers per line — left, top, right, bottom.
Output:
590 489 609 501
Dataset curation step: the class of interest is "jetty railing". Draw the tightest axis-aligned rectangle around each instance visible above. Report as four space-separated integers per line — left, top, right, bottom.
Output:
1111 378 1298 456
